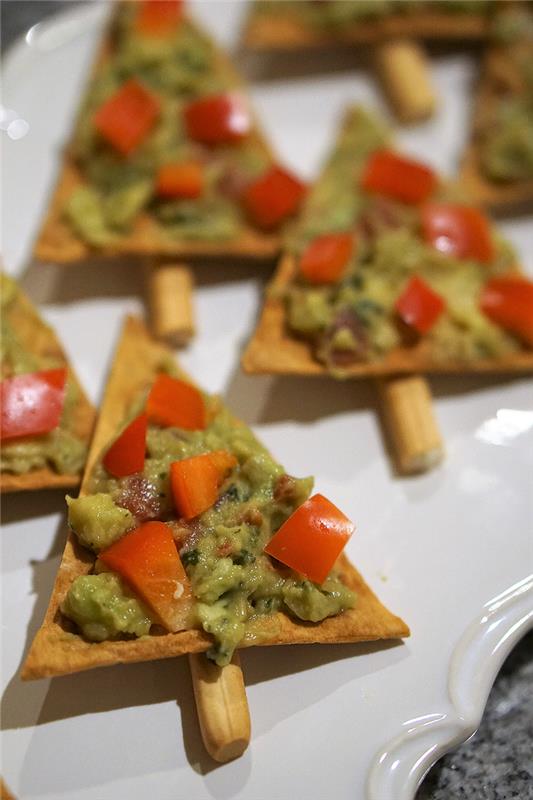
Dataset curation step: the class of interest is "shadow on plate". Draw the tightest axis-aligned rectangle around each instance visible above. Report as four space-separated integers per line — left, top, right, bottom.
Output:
0 487 68 525
2 520 408 790
20 255 272 309
238 44 368 84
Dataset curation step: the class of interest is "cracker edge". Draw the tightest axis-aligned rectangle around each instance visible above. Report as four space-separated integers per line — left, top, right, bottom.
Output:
460 38 533 212
241 9 488 49
21 315 409 680
0 281 95 493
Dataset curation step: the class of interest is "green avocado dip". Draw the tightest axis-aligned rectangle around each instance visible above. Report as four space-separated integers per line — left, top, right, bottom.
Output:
0 274 87 476
477 6 533 182
282 108 522 375
62 372 356 665
65 3 272 246
252 0 490 30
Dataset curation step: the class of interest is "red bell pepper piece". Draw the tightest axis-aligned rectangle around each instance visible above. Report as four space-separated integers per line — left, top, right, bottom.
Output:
299 232 354 284
94 79 160 156
242 166 306 230
103 413 148 478
480 276 533 347
146 374 206 430
170 450 237 520
361 150 437 204
395 275 445 334
264 493 354 585
135 0 183 36
99 521 192 632
155 161 204 199
184 93 250 145
0 368 67 441
421 203 495 263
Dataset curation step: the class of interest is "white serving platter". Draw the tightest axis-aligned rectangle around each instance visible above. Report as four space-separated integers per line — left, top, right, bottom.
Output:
1 3 532 799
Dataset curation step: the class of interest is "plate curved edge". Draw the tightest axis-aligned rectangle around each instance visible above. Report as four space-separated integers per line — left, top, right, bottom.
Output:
367 574 533 800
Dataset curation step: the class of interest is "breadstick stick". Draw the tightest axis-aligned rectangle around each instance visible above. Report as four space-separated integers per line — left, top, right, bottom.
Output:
146 263 195 346
374 39 436 123
378 374 444 474
188 651 251 763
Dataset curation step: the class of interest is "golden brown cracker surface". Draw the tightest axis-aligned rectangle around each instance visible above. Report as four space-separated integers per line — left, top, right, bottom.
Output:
1 281 95 493
33 10 281 266
242 254 533 378
0 778 17 800
242 7 488 50
22 316 409 680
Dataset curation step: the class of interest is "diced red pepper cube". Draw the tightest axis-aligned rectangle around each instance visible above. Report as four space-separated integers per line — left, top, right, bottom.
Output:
395 275 446 334
242 166 306 230
421 203 495 263
0 368 67 441
299 233 354 284
146 374 206 430
184 93 250 145
94 79 160 156
99 521 192 632
361 150 437 204
155 161 204 199
170 450 237 520
103 413 148 478
264 494 354 585
480 276 533 347
135 0 183 36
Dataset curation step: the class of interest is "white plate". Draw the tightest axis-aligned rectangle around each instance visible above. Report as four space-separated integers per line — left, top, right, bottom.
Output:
1 4 532 799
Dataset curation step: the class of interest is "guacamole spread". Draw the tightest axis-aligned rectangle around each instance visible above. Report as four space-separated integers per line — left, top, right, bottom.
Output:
65 3 272 246
62 372 356 665
0 275 87 476
282 108 522 374
478 6 533 182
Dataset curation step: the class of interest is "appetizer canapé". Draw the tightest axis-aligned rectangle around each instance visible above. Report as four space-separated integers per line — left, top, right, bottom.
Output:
23 317 408 679
243 0 491 49
1 275 94 492
35 0 305 263
243 108 533 378
461 2 533 209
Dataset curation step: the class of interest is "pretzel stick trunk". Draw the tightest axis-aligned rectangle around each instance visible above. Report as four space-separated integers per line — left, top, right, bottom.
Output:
377 374 444 474
188 651 251 762
374 39 436 123
146 260 249 762
145 263 195 346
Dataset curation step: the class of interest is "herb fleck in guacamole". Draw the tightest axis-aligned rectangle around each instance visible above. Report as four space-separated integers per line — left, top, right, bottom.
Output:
62 375 356 665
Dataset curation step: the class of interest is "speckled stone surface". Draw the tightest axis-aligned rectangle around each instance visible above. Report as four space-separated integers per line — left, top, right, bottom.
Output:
416 630 533 800
2 3 533 798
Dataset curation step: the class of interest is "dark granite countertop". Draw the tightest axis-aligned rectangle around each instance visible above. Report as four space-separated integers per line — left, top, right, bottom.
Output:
2 2 532 798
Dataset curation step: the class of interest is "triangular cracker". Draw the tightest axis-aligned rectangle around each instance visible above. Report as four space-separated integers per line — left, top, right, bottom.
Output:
243 108 533 378
22 316 408 680
1 276 95 493
34 5 283 265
